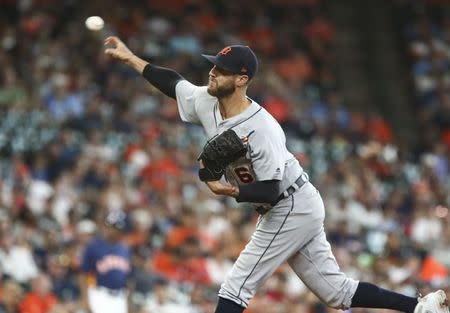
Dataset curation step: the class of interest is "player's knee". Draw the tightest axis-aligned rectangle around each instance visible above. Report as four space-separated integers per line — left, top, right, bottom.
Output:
313 275 358 309
320 284 355 309
323 295 347 310
326 298 347 310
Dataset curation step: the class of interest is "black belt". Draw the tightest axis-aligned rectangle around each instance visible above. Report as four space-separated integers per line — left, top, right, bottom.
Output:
256 173 309 214
274 172 309 204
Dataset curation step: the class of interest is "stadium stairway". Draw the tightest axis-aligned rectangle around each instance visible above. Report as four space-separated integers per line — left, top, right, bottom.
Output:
327 0 415 144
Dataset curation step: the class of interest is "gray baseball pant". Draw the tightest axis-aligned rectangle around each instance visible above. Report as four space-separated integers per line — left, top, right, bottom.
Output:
218 181 359 309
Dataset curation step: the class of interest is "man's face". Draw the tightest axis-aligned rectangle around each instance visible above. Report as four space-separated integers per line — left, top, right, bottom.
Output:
103 224 121 241
207 65 236 98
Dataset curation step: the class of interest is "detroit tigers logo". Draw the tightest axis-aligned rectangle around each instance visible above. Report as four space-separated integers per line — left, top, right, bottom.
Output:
96 255 130 273
218 47 232 55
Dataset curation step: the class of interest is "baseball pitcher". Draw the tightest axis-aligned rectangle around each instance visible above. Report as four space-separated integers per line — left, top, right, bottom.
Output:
105 36 449 313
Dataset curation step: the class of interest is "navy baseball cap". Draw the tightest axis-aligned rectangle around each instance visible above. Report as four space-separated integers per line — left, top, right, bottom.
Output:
104 211 126 230
202 45 258 80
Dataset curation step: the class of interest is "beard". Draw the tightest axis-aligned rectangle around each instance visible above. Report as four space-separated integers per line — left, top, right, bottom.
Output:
207 80 236 98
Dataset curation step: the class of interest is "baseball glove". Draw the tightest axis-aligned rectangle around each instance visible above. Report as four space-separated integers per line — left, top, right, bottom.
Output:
198 129 247 181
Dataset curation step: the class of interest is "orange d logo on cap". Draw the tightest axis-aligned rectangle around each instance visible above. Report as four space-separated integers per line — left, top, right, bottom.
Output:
219 47 232 56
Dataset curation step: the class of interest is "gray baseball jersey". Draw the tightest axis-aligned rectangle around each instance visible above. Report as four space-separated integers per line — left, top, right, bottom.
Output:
176 80 302 192
175 80 358 309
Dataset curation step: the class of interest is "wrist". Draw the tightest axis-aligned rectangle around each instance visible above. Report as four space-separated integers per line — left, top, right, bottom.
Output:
124 53 135 65
128 55 149 74
230 185 239 198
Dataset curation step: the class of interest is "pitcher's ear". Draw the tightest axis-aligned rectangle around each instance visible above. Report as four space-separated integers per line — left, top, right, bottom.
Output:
236 75 249 87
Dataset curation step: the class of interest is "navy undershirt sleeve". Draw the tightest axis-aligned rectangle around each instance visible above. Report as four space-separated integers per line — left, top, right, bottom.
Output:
236 180 280 204
142 64 185 99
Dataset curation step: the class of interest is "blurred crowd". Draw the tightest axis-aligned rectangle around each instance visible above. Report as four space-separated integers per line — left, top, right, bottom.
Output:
404 0 450 155
0 0 449 313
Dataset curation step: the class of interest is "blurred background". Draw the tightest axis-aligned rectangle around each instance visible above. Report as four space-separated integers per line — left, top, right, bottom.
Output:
0 0 450 312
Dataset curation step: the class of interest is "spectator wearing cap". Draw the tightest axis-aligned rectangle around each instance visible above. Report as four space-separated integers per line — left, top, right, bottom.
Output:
80 211 131 313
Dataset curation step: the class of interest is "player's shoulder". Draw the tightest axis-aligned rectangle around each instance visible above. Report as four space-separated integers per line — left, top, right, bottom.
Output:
86 236 105 248
232 102 277 133
252 105 282 128
194 85 216 102
82 237 103 258
245 106 284 142
177 80 215 100
189 84 217 113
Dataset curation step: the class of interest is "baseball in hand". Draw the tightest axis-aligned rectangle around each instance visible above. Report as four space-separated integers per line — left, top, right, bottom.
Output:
85 16 104 31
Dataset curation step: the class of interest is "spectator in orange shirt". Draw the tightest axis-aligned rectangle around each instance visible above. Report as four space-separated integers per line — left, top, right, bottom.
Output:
165 208 215 251
152 237 211 285
275 52 314 82
19 273 57 313
367 112 393 144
